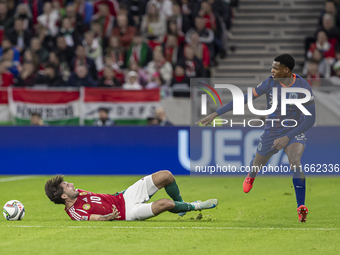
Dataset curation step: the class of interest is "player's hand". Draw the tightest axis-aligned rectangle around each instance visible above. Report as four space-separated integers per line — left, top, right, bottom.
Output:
195 112 218 126
109 205 121 221
271 136 289 150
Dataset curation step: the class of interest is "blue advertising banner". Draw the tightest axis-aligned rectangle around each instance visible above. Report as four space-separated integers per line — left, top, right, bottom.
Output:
0 127 339 175
0 127 187 175
189 127 340 175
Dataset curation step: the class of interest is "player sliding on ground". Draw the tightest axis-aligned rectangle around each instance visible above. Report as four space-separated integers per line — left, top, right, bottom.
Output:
196 54 315 223
45 170 218 221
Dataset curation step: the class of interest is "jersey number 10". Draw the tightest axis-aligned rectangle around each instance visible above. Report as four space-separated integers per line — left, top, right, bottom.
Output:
90 196 102 204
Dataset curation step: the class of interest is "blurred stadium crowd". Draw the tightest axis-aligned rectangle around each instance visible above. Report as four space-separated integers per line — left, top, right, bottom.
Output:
304 0 340 87
0 0 237 93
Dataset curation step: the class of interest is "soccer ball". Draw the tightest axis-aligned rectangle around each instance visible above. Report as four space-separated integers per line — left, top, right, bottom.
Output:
3 200 25 221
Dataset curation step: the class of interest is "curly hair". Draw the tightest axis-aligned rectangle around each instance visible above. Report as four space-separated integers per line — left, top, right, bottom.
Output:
274 54 295 71
44 175 65 205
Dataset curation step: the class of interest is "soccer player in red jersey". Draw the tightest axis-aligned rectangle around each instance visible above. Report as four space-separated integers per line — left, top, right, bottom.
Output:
45 170 218 221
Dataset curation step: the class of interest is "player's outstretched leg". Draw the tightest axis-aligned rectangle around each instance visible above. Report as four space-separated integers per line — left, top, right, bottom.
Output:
151 170 183 201
151 171 214 216
243 153 271 193
293 171 307 223
151 198 218 216
285 143 308 222
151 170 188 216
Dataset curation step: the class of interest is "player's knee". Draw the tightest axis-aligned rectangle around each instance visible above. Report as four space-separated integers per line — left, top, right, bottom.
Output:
165 200 175 210
161 170 175 183
289 158 301 169
159 199 175 210
287 151 302 165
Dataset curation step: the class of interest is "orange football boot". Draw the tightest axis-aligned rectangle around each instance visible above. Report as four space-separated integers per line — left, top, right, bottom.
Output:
243 173 256 193
297 205 308 223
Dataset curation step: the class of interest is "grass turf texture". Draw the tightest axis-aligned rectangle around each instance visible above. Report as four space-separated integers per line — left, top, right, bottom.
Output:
0 176 339 255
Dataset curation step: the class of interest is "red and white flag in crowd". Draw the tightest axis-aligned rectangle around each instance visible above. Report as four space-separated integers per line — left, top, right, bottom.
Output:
81 88 160 125
0 89 11 125
8 88 80 125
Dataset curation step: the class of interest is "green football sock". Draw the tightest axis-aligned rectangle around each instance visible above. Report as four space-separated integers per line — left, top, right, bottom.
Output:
165 180 183 202
169 201 195 213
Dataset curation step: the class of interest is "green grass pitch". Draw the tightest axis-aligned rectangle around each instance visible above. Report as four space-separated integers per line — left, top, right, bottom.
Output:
1 175 339 255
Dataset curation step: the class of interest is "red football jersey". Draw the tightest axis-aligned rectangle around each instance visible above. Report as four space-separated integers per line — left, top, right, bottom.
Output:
65 189 126 221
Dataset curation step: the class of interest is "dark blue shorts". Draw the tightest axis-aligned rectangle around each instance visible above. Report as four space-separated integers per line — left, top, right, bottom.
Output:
256 133 307 157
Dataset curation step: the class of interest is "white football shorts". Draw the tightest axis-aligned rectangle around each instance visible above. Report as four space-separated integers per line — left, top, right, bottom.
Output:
123 175 158 221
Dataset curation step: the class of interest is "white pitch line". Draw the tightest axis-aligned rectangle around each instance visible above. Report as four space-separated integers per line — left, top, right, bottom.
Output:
0 176 38 183
3 225 339 231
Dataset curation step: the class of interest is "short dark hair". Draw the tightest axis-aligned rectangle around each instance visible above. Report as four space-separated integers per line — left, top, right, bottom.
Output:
335 44 340 53
31 112 42 118
326 0 335 5
309 58 319 65
2 47 13 55
84 30 94 37
98 107 109 114
1 37 10 43
45 63 56 70
274 53 295 71
167 33 177 38
176 63 185 69
119 3 127 10
91 19 101 26
56 35 65 41
76 45 85 50
45 175 66 205
168 17 177 25
15 18 25 23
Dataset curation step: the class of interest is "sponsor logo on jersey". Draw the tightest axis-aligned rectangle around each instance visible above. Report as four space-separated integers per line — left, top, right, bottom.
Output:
258 142 262 151
295 133 306 141
289 93 298 99
80 192 88 196
82 197 88 202
83 204 91 210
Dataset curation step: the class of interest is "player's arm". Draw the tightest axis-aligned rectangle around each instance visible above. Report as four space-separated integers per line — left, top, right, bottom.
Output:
286 101 316 139
89 205 121 221
272 102 316 150
89 214 118 221
196 92 258 126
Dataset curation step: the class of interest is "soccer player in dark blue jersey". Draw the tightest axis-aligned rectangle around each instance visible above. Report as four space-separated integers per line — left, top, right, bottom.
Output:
196 54 316 223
